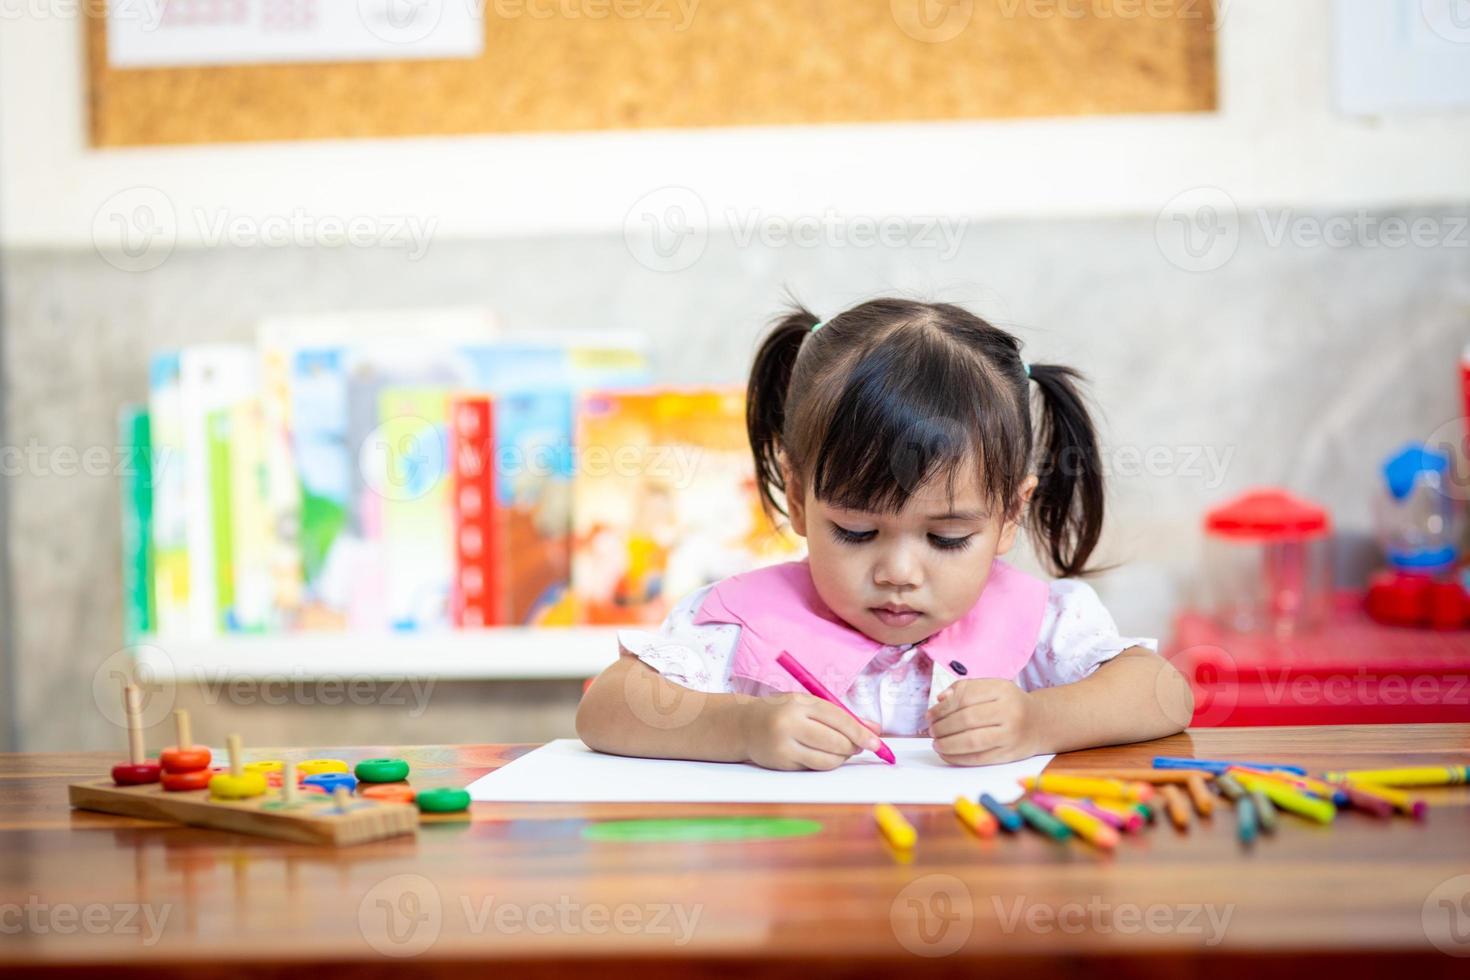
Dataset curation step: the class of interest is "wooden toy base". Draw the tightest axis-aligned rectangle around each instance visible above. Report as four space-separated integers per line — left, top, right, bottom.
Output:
69 779 418 846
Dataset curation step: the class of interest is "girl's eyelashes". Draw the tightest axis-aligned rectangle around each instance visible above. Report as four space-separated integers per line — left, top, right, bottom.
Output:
827 521 976 552
828 522 877 545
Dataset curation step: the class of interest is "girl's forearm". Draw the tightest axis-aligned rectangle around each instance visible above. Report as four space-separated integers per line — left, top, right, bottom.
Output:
1027 648 1194 755
575 654 752 763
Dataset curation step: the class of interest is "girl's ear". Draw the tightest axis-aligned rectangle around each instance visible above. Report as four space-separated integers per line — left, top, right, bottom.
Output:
778 453 808 537
995 474 1039 556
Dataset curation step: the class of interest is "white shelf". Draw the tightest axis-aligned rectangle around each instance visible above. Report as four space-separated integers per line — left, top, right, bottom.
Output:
132 628 624 681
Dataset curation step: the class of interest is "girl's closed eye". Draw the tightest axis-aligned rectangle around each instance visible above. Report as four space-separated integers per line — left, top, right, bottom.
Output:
828 521 876 545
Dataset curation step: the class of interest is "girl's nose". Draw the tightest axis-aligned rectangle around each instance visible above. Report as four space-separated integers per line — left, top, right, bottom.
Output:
873 545 922 590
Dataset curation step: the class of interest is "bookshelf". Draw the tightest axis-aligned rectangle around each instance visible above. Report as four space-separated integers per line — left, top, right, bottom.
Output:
133 628 623 682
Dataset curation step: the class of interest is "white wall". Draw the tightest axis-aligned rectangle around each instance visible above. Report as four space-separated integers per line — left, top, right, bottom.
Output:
3 0 1469 249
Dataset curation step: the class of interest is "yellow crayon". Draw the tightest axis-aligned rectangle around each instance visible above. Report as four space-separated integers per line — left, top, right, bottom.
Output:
874 803 917 850
1232 771 1335 825
1323 766 1467 788
953 796 997 838
1023 775 1155 803
1052 803 1120 850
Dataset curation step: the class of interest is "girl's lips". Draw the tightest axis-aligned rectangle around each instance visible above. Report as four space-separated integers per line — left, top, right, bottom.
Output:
871 607 920 628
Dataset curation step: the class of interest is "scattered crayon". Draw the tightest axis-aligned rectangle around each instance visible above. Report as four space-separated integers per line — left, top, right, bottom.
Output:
1023 775 1154 803
1250 789 1279 833
1323 766 1467 788
1076 799 1142 833
1231 771 1335 825
1185 775 1215 817
979 793 1024 833
1332 781 1395 819
1214 773 1246 802
874 804 916 850
1154 757 1307 776
953 796 998 838
1092 799 1147 833
1158 783 1191 831
1052 803 1119 850
1341 780 1428 820
1016 799 1071 841
1236 795 1258 846
1232 766 1349 807
1037 768 1216 785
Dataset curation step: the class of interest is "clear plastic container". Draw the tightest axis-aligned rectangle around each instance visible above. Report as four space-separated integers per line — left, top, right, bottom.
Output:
1375 443 1460 576
1204 488 1333 637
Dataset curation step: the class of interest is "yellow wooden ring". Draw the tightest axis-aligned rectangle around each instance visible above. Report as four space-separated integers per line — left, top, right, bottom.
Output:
209 772 268 800
298 759 350 775
243 760 284 774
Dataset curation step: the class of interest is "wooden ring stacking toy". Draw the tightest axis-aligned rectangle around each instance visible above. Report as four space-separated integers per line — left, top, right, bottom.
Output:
360 783 416 804
111 684 160 785
355 758 410 783
161 768 214 792
111 762 162 785
298 759 350 775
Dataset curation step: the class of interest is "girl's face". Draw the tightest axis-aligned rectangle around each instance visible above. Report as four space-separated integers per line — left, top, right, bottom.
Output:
783 459 1037 647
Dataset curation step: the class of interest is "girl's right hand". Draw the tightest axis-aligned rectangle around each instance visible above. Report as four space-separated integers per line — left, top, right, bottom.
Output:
741 694 883 771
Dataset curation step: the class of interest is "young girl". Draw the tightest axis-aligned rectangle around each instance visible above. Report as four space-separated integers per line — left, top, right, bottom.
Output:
576 299 1193 770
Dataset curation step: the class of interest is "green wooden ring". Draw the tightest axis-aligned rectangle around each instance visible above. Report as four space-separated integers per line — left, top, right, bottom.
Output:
415 787 471 813
355 758 411 783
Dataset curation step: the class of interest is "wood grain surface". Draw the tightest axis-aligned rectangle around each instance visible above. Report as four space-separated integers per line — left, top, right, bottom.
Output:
2 724 1468 977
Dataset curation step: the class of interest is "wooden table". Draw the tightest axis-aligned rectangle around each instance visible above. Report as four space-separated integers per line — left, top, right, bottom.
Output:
3 725 1469 977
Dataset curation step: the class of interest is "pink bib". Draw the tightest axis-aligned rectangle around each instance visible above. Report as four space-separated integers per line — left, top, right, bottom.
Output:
692 558 1048 697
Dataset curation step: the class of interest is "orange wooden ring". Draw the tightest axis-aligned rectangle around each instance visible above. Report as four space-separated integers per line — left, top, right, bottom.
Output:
161 768 213 792
160 746 212 773
360 783 415 804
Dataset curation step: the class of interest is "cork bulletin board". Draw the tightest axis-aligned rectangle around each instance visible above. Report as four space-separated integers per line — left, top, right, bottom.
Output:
86 1 1218 147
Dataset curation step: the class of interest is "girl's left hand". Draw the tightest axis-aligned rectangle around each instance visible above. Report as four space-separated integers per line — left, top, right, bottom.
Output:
926 679 1039 766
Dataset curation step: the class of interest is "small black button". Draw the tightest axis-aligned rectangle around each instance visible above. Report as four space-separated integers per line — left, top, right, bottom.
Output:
948 660 967 676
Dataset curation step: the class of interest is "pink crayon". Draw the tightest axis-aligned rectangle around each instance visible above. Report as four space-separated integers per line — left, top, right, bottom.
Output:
776 651 896 765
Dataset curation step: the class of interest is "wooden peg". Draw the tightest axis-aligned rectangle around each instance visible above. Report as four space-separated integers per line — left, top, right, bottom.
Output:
124 684 145 765
175 709 193 749
226 734 245 778
282 761 299 805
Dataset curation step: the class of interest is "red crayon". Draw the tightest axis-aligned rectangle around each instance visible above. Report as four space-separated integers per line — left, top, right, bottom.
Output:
776 651 896 765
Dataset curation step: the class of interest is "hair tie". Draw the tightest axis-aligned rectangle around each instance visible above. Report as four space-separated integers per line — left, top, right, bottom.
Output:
1023 361 1032 378
810 320 825 334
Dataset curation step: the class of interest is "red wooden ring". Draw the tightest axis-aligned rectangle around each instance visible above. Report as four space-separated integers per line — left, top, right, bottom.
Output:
160 768 214 792
160 746 212 773
111 762 162 786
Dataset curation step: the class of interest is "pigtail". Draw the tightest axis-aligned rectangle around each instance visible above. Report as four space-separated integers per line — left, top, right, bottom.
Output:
747 307 820 520
1027 363 1105 578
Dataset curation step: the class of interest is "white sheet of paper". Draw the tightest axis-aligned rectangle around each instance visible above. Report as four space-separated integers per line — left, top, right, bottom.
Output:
468 739 1053 805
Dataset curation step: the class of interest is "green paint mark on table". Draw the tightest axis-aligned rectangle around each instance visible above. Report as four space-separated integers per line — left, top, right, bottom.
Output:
581 817 824 843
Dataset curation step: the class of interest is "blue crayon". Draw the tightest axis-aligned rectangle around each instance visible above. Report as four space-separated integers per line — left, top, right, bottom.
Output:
979 793 1024 833
1236 795 1258 846
1152 756 1307 777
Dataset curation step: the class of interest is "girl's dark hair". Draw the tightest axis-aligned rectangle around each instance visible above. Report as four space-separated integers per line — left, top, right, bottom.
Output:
746 299 1104 578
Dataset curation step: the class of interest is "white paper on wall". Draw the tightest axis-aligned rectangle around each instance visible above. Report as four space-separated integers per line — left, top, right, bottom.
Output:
107 0 484 68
